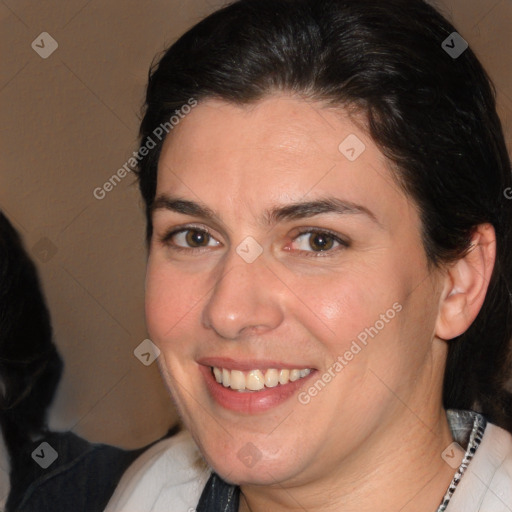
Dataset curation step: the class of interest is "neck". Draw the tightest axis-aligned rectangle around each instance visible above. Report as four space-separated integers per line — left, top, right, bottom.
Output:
239 407 456 512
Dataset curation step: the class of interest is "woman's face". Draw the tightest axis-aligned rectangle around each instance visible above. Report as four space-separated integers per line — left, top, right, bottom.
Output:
146 95 447 486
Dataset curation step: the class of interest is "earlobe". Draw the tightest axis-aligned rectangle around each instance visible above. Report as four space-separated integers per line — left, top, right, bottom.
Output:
435 224 496 341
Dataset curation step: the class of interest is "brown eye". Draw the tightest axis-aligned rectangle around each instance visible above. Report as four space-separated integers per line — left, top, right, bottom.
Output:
290 230 346 254
166 228 220 249
309 232 335 251
185 229 211 247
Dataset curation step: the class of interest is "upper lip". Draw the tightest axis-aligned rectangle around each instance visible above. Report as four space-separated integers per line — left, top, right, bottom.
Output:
197 356 315 372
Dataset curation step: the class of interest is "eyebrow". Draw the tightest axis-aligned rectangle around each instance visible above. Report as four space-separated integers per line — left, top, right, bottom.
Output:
151 195 381 227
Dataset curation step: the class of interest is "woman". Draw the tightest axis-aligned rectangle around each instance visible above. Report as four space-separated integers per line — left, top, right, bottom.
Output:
106 0 512 510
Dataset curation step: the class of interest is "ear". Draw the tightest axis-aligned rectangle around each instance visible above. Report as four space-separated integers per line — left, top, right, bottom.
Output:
435 223 496 341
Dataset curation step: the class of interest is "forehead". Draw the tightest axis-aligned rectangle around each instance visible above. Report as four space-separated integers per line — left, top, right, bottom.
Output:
160 96 368 168
155 95 409 225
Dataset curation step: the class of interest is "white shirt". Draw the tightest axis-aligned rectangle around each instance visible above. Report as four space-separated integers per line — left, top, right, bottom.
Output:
446 421 512 511
104 430 208 512
105 417 512 512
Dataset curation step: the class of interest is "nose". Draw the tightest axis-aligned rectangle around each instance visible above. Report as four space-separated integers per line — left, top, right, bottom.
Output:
201 253 285 340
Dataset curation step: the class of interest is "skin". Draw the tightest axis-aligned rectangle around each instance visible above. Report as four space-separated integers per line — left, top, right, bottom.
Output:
145 95 496 512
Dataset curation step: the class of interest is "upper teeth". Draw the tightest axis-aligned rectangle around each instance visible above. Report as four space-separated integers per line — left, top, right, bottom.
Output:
212 367 311 391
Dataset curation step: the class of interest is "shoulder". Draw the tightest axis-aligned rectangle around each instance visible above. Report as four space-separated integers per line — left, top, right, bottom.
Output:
104 430 211 512
7 431 145 512
447 422 512 512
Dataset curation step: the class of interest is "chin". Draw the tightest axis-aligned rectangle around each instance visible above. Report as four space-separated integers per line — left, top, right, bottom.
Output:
193 431 308 487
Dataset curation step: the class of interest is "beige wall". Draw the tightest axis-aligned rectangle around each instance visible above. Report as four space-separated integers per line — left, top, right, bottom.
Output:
0 0 510 449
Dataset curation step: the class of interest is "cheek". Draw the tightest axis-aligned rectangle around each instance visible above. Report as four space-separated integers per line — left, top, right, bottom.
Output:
285 267 399 348
145 258 202 347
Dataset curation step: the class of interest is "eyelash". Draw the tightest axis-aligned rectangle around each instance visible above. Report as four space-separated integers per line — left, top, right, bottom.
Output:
287 228 349 257
159 225 350 257
160 224 216 254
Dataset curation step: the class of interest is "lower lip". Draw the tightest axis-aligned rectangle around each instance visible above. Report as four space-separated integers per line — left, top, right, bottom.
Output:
199 365 316 414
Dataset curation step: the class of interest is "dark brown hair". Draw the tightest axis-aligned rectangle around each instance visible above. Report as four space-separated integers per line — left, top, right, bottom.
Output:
0 212 62 452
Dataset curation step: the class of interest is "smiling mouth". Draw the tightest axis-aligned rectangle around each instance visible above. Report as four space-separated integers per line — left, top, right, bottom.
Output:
211 366 312 392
